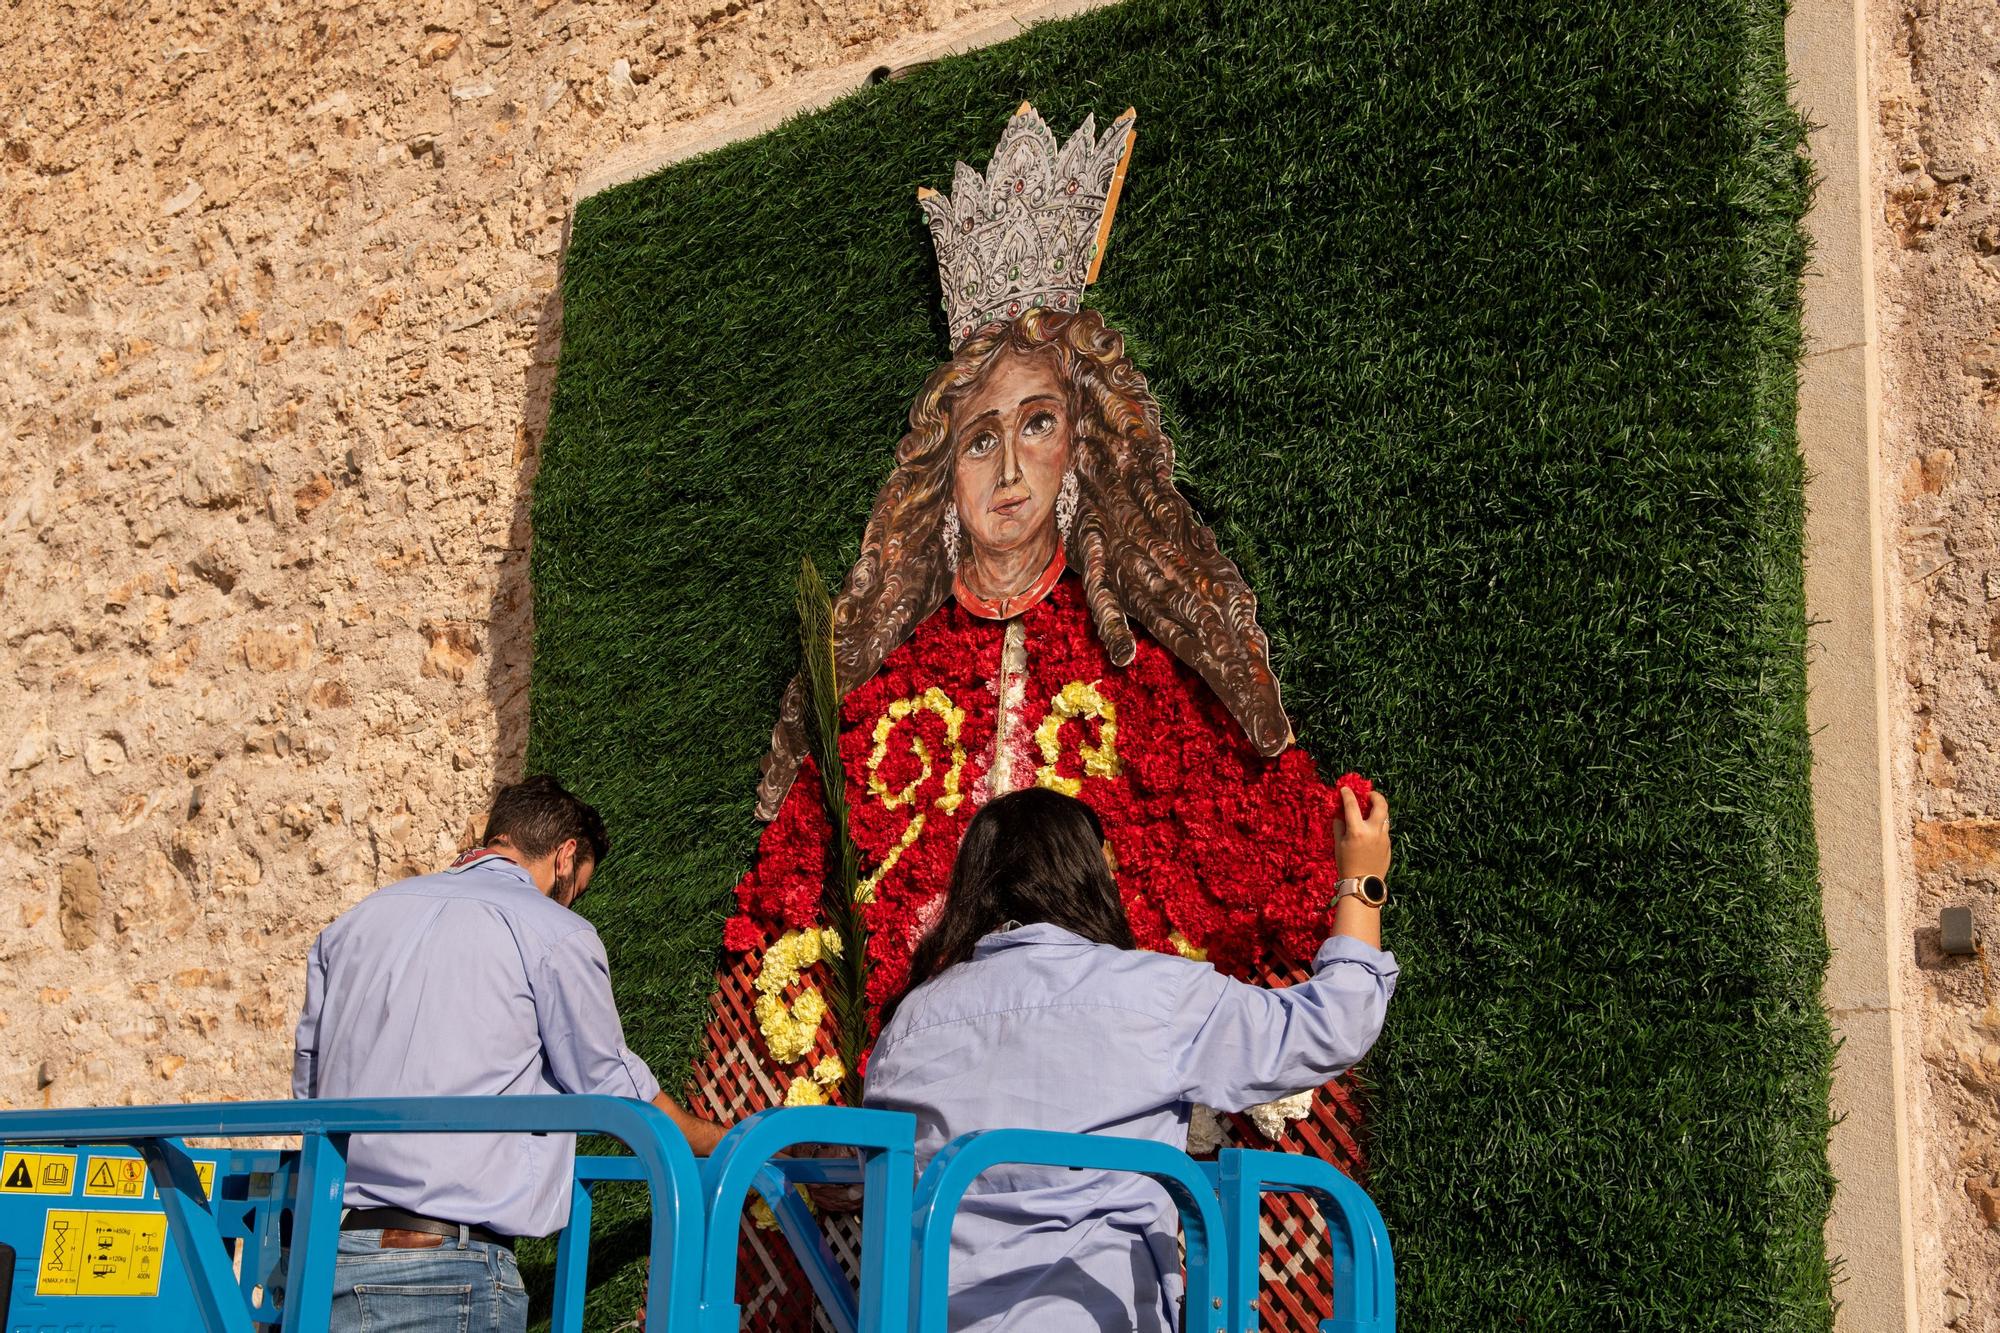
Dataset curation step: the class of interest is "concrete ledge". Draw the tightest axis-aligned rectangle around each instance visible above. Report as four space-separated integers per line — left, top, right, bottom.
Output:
577 0 1116 201
1787 0 1918 1328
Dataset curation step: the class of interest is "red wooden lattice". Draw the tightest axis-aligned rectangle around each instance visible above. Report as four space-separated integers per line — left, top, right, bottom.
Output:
686 953 1368 1332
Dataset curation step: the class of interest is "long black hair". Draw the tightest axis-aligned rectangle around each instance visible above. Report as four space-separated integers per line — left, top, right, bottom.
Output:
880 788 1136 1030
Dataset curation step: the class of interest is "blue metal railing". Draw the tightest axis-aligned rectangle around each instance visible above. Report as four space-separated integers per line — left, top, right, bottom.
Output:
0 1098 1394 1333
912 1128 1230 1333
0 1097 703 1333
700 1107 915 1333
1211 1150 1396 1333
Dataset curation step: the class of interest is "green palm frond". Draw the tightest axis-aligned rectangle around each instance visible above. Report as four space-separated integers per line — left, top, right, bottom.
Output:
797 555 868 1103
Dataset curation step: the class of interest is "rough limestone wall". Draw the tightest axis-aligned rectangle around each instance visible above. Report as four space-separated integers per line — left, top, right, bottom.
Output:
0 0 1039 1113
1873 0 2000 1328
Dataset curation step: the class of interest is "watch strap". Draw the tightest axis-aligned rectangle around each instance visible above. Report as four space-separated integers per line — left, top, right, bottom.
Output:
1333 875 1388 908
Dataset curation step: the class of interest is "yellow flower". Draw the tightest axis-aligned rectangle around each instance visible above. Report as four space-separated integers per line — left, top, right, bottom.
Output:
1034 680 1122 796
856 688 969 902
754 929 812 995
748 1180 819 1231
754 990 819 1064
812 1054 846 1087
784 1075 828 1107
753 928 837 1064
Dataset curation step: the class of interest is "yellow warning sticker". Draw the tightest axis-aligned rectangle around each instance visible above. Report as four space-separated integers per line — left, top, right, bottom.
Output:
36 1210 83 1294
83 1155 148 1199
148 1159 215 1202
0 1151 77 1196
36 1208 168 1297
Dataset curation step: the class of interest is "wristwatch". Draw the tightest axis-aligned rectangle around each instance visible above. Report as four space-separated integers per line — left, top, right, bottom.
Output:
1333 875 1389 909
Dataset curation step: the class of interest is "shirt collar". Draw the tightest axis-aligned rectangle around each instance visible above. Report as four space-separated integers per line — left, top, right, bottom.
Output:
972 921 1092 957
443 849 537 889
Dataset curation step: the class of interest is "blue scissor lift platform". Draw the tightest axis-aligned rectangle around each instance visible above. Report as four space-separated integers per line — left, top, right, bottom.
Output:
0 1096 1393 1333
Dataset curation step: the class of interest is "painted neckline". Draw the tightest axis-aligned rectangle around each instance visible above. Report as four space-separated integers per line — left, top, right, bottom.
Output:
953 546 1067 620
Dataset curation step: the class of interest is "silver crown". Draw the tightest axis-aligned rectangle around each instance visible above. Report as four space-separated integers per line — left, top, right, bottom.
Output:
919 102 1138 348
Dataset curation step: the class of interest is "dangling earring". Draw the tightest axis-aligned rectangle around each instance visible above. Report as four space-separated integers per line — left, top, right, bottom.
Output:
942 504 961 571
1055 469 1080 540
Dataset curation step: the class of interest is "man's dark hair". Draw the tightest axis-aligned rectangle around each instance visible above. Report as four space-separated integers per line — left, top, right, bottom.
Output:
481 775 610 865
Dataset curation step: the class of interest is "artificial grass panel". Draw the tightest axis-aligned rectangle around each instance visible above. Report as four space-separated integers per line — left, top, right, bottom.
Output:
527 0 1831 1326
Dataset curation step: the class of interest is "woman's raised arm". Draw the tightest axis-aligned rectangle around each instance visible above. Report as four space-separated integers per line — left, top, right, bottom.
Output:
1166 787 1397 1111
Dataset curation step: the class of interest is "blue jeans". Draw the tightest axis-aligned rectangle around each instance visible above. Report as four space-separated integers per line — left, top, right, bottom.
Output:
328 1229 527 1333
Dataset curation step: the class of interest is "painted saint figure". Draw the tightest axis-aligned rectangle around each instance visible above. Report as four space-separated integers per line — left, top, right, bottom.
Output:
707 107 1370 1142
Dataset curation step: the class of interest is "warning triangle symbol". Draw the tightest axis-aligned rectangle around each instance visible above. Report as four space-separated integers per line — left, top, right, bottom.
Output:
88 1161 114 1189
3 1159 30 1190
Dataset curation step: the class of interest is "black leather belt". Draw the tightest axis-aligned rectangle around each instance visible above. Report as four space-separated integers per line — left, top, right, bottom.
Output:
341 1206 513 1249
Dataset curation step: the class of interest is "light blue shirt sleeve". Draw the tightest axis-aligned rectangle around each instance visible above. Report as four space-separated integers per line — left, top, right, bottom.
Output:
532 926 663 1102
291 932 327 1100
1168 934 1399 1111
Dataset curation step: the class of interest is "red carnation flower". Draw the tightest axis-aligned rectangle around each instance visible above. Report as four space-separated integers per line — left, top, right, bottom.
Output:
722 914 764 952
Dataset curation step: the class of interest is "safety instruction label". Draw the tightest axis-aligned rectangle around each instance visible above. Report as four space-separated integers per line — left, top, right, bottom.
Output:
83 1155 149 1198
0 1150 77 1196
36 1208 168 1297
150 1159 215 1201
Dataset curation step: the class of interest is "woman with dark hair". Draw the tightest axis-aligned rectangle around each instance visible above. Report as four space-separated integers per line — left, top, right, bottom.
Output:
864 784 1397 1333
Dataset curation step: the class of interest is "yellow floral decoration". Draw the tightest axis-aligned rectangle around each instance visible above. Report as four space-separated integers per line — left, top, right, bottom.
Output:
753 927 843 1065
855 686 967 903
748 1184 818 1231
1034 680 1122 796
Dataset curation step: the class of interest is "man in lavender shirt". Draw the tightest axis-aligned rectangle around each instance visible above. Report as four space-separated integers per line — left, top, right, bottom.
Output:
292 775 723 1333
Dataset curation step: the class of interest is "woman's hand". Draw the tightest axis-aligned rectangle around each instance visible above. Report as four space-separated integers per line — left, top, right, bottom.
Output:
1332 789 1390 949
1335 788 1390 880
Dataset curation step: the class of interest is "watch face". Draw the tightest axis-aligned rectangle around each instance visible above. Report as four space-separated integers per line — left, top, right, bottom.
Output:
1360 875 1388 907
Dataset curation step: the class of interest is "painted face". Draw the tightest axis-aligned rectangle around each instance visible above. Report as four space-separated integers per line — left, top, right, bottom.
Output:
949 346 1073 563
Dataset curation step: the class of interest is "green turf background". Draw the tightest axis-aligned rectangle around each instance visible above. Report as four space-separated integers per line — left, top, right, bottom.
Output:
527 0 1833 1325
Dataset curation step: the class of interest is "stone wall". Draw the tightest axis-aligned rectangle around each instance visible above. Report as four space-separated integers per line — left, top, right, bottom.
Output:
1 0 1995 1321
0 0 1040 1112
1872 0 2000 1327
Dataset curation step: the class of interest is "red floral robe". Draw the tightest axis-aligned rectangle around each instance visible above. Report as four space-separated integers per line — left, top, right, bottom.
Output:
695 574 1368 1330
723 574 1361 1033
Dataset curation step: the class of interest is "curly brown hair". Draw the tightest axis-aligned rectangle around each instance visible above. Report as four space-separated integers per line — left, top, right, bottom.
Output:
755 306 1291 819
